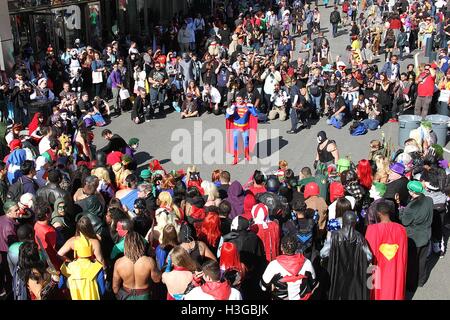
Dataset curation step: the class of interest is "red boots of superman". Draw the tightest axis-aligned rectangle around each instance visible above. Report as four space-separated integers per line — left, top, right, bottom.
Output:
233 148 251 165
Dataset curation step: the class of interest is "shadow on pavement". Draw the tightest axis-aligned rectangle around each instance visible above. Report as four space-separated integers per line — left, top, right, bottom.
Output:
134 151 152 165
256 136 288 159
406 227 450 300
159 158 171 165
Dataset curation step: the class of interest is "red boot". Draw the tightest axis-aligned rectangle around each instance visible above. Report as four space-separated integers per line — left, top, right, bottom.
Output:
245 147 250 161
233 151 238 165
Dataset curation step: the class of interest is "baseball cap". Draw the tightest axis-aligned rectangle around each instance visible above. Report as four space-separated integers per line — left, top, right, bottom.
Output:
3 200 18 214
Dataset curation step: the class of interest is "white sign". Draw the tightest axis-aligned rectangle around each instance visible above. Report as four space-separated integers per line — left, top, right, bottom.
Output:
52 5 81 30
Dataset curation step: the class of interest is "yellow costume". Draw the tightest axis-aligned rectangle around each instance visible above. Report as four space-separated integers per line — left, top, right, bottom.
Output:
60 233 104 300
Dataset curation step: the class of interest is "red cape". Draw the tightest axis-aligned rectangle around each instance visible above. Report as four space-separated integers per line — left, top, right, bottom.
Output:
250 221 280 262
365 222 408 300
225 115 258 155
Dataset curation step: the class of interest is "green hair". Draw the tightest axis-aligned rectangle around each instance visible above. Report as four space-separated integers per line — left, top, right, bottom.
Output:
431 144 444 159
420 120 432 129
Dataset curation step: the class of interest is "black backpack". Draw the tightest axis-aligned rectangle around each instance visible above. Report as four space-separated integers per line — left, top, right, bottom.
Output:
7 177 39 202
330 11 340 24
7 177 24 202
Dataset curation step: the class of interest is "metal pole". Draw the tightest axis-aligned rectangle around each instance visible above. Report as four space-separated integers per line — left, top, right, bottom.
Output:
211 0 214 15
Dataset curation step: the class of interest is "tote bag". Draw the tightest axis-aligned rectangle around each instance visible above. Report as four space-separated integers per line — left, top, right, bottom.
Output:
92 71 103 84
119 88 130 100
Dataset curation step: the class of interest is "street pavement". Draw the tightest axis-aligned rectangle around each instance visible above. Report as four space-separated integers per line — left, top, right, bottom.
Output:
93 3 450 299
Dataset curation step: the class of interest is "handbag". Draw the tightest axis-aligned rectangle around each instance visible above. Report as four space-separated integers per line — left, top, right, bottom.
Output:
330 116 342 129
119 88 130 100
92 113 106 127
92 71 103 84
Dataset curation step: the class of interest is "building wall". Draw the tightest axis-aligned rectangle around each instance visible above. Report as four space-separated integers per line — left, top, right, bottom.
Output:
0 1 14 72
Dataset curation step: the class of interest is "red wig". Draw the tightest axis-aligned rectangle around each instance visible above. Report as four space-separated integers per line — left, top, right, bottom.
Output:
198 212 221 249
357 159 373 190
220 242 242 272
211 169 222 183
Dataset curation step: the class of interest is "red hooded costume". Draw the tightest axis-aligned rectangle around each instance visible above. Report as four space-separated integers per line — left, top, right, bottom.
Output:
249 203 280 262
365 222 408 300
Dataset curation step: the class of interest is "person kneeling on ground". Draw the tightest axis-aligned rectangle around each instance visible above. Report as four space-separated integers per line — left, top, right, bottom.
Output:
362 94 382 130
181 93 199 119
325 91 346 128
268 83 289 121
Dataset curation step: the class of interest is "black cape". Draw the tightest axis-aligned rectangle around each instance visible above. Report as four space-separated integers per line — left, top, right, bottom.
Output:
327 229 370 300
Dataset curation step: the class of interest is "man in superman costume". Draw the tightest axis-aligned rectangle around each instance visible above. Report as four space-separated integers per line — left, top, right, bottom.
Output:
365 201 407 300
226 94 259 165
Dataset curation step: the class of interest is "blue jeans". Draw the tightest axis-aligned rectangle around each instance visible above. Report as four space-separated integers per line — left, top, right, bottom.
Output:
150 87 166 106
327 113 344 127
149 87 166 117
344 94 357 113
362 119 379 130
310 94 322 114
332 23 338 37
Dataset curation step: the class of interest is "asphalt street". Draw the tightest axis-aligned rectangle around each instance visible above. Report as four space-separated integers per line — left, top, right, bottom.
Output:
93 3 450 299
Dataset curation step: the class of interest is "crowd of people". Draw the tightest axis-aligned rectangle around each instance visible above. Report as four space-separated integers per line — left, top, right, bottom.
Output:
0 124 448 300
0 0 449 301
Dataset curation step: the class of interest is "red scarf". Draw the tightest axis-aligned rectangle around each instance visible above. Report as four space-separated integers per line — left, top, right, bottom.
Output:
200 282 231 300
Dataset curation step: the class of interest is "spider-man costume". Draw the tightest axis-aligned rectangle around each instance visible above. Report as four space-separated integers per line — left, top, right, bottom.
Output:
225 102 258 165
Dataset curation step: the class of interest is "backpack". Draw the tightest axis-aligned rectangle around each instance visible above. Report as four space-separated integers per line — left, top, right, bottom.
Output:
12 266 28 300
330 11 340 24
309 84 321 97
330 116 342 129
7 177 25 202
350 121 368 136
106 72 113 89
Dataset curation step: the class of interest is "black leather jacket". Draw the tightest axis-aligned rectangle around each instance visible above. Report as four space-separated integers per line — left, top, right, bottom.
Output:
36 183 72 210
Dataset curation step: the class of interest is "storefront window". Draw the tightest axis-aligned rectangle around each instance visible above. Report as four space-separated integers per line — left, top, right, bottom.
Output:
88 2 102 46
137 0 145 34
51 5 83 49
10 14 30 54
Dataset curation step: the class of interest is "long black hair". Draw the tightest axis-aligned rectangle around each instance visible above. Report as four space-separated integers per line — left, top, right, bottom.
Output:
18 241 47 283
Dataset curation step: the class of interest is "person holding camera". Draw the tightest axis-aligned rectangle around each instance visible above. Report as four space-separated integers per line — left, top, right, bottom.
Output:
10 72 32 125
268 83 289 121
306 67 324 117
362 94 382 130
325 90 346 128
181 93 199 119
261 64 282 114
202 83 222 115
287 85 311 134
147 62 169 119
215 58 233 108
132 87 149 124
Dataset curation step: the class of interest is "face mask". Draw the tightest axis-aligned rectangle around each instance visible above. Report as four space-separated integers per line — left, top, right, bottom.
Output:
317 137 322 144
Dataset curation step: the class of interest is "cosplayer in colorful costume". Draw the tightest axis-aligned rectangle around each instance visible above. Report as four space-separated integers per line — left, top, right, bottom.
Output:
226 95 258 165
59 233 105 300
